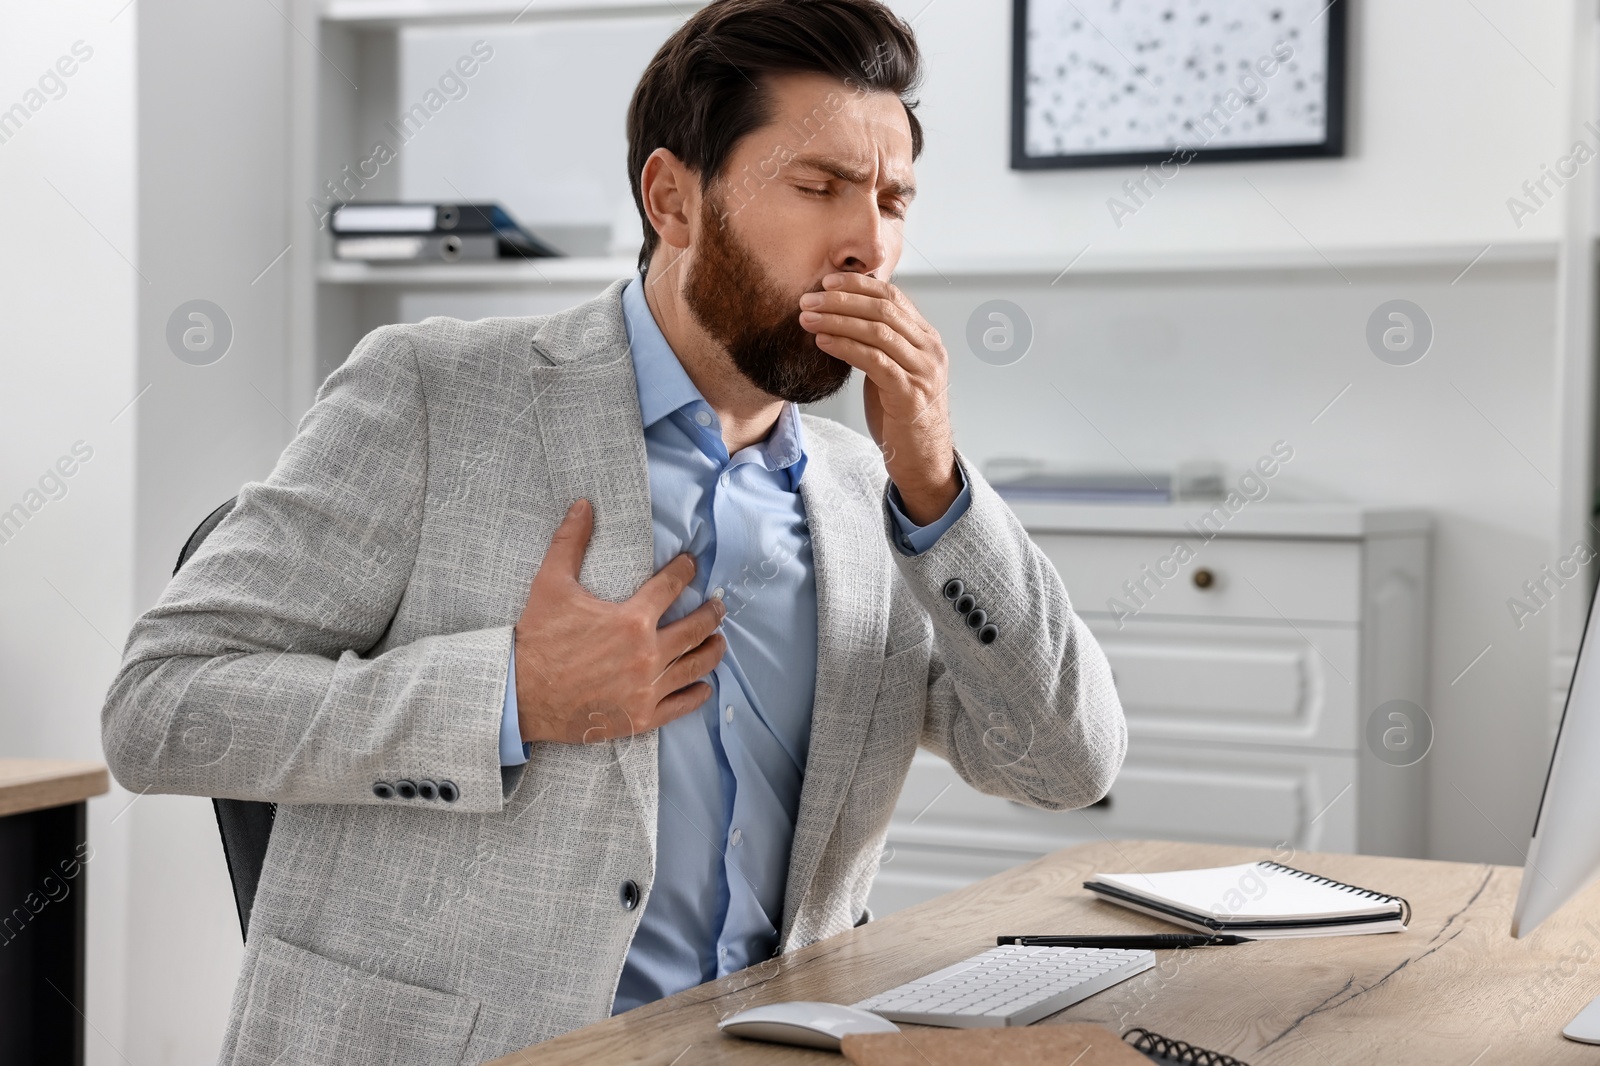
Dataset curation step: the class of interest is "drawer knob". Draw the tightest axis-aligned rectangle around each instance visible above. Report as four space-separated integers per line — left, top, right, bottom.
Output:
1192 567 1216 590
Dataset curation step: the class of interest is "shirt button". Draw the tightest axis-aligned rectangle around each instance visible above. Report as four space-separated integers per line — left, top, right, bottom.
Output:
712 586 725 600
730 828 743 847
725 705 734 723
694 409 712 427
720 471 731 487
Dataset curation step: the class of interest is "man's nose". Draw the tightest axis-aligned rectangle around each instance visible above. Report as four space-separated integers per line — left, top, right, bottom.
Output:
833 189 891 276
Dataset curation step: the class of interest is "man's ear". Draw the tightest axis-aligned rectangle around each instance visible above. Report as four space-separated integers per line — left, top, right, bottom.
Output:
640 147 697 253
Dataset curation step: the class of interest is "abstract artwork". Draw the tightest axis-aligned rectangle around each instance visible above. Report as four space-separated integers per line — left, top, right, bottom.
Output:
1011 0 1346 169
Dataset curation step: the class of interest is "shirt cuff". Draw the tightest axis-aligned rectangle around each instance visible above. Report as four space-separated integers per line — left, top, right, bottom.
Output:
885 465 972 556
499 650 531 766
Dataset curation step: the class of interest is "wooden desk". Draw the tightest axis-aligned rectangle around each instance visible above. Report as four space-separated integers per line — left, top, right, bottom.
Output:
491 840 1600 1065
0 758 109 1066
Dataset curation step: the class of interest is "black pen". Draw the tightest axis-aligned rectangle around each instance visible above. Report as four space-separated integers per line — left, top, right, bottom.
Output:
996 934 1253 948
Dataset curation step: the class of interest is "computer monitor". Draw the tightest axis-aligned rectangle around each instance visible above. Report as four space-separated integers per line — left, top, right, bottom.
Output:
1511 569 1600 1042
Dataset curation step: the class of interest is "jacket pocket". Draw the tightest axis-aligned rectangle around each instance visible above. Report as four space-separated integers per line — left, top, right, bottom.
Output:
227 934 480 1066
876 636 933 697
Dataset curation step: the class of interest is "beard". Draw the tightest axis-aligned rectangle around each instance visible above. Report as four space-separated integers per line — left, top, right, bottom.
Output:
682 195 854 405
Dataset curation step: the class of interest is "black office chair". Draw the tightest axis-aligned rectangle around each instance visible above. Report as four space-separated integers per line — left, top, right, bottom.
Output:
174 496 276 941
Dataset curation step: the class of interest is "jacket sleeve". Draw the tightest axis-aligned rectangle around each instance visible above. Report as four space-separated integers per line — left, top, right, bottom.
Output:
892 452 1127 811
100 325 514 813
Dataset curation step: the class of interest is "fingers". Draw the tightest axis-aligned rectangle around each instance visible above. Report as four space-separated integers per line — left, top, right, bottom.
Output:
633 553 697 618
810 331 909 388
652 681 713 728
799 274 937 382
655 631 726 697
802 311 920 372
803 287 926 344
819 272 927 330
538 499 594 581
657 595 725 660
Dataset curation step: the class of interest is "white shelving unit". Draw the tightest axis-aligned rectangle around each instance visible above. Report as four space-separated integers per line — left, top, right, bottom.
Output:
286 0 1575 410
316 240 1561 289
286 0 707 409
317 257 643 287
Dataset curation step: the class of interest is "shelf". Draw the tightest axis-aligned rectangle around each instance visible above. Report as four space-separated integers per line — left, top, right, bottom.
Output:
1009 501 1432 539
318 257 640 286
320 0 702 28
896 240 1558 280
317 240 1561 289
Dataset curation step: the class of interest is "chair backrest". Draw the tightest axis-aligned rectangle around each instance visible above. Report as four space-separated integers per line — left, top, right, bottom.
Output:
173 497 277 941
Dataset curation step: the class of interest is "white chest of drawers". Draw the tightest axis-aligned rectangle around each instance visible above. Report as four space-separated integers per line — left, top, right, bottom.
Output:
869 502 1432 917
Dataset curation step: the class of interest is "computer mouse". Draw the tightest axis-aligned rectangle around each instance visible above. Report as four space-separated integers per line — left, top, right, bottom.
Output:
717 1000 901 1049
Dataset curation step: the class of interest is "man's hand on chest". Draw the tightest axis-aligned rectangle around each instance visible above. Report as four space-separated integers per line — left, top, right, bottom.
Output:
513 499 728 745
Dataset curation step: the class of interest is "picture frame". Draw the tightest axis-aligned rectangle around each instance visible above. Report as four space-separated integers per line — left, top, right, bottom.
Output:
1010 0 1347 170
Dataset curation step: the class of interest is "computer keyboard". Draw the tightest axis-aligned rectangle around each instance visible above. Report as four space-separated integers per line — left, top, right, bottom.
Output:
853 944 1155 1028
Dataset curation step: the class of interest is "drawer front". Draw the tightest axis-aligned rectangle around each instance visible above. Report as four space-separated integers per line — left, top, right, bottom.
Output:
1037 533 1362 624
885 746 1357 861
1089 619 1359 750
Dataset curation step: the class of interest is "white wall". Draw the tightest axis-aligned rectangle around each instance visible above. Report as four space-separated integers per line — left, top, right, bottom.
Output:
0 2 301 1065
903 0 1569 263
124 0 298 1062
0 4 136 1064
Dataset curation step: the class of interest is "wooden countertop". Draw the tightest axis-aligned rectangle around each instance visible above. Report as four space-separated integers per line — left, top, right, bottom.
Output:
0 758 109 818
491 839 1600 1065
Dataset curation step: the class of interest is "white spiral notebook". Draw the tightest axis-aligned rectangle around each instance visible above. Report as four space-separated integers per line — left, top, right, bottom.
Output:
1084 861 1411 938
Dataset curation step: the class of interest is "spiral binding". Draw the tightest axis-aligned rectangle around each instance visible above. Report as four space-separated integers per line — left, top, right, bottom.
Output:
1122 1027 1252 1065
1259 861 1413 925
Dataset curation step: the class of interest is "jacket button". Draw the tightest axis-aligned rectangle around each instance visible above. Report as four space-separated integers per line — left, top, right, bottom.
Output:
372 781 395 799
620 879 640 911
978 623 999 645
395 779 418 800
954 593 976 615
417 779 438 801
437 780 459 803
942 579 964 600
965 608 988 630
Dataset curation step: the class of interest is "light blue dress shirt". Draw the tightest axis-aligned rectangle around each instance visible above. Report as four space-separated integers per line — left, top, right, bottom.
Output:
500 274 970 1012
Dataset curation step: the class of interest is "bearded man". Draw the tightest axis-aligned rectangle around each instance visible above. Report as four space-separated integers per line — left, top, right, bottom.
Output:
101 0 1125 1062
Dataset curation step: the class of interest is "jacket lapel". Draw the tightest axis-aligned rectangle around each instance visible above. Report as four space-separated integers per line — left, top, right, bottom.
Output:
780 437 891 946
524 282 659 834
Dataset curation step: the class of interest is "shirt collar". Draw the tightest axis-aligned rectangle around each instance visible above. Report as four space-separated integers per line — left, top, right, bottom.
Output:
621 273 809 488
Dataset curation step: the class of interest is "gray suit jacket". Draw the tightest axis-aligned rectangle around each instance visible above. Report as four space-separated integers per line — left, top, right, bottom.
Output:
101 279 1125 1066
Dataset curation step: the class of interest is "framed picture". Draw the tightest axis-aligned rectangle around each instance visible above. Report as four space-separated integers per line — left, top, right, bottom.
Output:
1010 0 1347 170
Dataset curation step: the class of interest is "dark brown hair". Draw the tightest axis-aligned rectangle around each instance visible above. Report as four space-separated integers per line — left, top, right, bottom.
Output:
626 0 924 271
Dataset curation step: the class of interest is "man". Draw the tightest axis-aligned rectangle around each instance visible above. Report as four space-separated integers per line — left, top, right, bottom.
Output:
101 0 1124 1061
